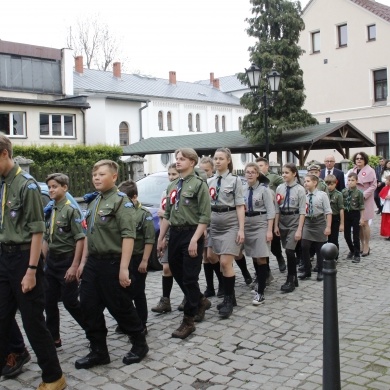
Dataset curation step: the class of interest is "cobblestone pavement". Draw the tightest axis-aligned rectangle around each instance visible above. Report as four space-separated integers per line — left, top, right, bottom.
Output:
1 215 390 390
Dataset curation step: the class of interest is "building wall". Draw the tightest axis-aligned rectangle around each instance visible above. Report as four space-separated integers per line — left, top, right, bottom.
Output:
299 0 390 161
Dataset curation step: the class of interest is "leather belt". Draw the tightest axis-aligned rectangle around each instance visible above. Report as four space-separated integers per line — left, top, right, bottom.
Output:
171 225 198 231
280 210 299 215
211 206 236 213
1 243 31 253
245 211 267 217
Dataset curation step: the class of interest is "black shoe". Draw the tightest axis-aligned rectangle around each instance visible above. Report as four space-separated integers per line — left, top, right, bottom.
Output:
346 252 354 260
317 271 324 281
298 264 305 272
75 348 110 369
244 274 253 285
361 248 370 257
352 256 361 263
277 256 286 273
204 288 216 298
281 275 296 293
313 265 318 272
123 335 149 365
216 286 224 298
298 271 311 280
219 295 234 318
217 294 237 310
2 348 31 378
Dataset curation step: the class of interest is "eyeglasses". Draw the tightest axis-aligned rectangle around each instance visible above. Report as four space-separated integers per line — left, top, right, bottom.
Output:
355 157 364 160
245 172 257 175
324 160 335 163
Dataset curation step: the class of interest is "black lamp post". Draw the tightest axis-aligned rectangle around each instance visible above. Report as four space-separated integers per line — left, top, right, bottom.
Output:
245 63 281 161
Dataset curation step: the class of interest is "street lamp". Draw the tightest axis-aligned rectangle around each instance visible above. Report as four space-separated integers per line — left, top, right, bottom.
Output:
245 63 281 161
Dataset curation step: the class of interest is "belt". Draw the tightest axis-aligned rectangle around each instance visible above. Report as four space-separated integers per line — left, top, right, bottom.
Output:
306 214 324 220
171 225 198 231
280 209 299 215
89 253 121 261
245 211 267 217
1 243 31 253
211 206 236 213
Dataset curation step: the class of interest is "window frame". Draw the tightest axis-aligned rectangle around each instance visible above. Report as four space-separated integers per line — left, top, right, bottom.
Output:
196 113 201 132
367 24 376 41
167 111 172 131
119 121 129 146
373 69 388 102
158 111 164 131
311 31 320 53
376 132 389 159
0 111 26 137
222 115 226 132
338 24 348 47
39 113 75 138
215 115 219 132
188 113 193 132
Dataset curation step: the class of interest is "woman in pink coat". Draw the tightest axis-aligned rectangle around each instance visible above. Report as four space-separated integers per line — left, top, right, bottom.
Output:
352 151 376 256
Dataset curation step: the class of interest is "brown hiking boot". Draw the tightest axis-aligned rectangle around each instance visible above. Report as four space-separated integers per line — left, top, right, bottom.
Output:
171 315 195 339
151 297 172 313
194 296 211 322
177 296 186 311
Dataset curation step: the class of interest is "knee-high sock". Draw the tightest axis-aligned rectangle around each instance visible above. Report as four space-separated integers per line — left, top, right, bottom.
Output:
256 264 267 295
203 263 214 290
223 275 235 296
285 249 296 276
211 262 223 287
235 256 251 279
162 276 173 298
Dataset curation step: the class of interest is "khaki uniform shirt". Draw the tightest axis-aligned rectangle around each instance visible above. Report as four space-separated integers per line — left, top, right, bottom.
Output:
275 182 306 215
318 179 329 195
0 163 45 244
342 187 365 212
164 172 211 226
243 182 275 220
86 186 136 255
265 172 283 194
329 190 344 215
208 171 245 208
133 202 155 256
305 189 332 217
45 196 85 254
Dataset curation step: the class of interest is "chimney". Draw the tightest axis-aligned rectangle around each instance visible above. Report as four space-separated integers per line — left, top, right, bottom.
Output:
75 56 83 74
213 78 220 89
169 71 176 85
113 62 121 78
210 72 214 84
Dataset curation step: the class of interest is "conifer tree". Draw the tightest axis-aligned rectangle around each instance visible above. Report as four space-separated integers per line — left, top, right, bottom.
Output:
239 0 317 144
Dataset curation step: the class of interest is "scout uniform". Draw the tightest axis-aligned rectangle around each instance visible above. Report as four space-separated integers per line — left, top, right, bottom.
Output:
342 187 364 259
0 163 63 384
44 196 86 346
78 186 145 364
300 189 332 278
129 201 155 329
328 189 344 255
164 172 210 321
265 171 284 194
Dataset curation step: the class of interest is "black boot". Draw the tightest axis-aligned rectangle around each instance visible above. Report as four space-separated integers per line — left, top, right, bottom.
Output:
122 333 149 365
75 346 110 369
218 295 234 318
280 275 296 293
217 294 237 310
277 256 286 273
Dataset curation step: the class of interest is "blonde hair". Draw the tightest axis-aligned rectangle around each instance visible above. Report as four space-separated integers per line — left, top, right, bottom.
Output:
199 156 214 169
92 160 119 174
244 162 260 175
0 134 13 158
175 148 199 165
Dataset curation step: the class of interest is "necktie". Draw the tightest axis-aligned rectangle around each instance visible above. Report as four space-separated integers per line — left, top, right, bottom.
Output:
282 186 290 211
0 180 6 229
346 190 351 211
327 170 331 176
248 187 253 215
308 194 313 216
215 176 222 202
49 207 57 242
175 178 184 210
89 194 101 232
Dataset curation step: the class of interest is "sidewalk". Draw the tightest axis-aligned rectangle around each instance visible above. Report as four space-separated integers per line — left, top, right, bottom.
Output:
1 215 390 389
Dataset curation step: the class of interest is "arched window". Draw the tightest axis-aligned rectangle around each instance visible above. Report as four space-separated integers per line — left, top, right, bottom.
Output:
161 153 170 166
167 111 172 131
188 113 193 132
119 121 129 146
238 117 242 130
215 115 219 132
158 111 164 130
196 114 201 132
222 115 226 132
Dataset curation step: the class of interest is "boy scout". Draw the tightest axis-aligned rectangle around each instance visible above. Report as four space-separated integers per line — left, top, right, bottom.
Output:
42 173 86 349
307 164 329 194
157 148 211 339
76 160 148 369
117 180 155 334
0 135 65 389
325 174 344 259
342 172 365 263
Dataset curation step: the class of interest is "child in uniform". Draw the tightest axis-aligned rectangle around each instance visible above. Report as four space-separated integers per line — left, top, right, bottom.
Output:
76 160 148 368
298 174 332 281
274 163 306 293
342 172 365 263
118 180 155 335
43 173 86 349
242 163 275 305
208 148 245 318
379 175 390 240
325 174 344 258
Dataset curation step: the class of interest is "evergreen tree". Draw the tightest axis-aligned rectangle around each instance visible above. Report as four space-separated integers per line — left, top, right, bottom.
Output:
239 0 317 144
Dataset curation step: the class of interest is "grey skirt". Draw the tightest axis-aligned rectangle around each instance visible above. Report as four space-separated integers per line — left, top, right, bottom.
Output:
279 214 300 250
244 214 270 258
302 215 327 242
210 210 241 256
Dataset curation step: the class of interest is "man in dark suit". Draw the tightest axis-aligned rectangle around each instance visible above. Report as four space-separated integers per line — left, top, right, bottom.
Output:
320 155 345 191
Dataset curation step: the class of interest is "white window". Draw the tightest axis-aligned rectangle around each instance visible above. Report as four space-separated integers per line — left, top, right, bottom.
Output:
119 122 129 146
40 114 75 137
368 24 376 41
338 24 347 47
188 113 193 132
311 31 320 53
0 112 26 137
222 116 226 131
196 114 201 132
167 112 172 131
158 111 164 130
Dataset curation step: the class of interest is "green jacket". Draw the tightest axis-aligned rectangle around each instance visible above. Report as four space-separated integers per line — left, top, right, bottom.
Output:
132 201 155 256
265 172 283 193
342 187 364 212
328 190 344 215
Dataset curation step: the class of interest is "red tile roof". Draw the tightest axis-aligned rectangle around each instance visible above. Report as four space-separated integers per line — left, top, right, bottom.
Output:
350 0 390 22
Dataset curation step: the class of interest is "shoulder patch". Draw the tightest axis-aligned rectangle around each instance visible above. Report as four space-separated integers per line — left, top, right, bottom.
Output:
74 217 82 224
117 191 126 197
22 173 33 180
27 183 38 190
145 216 153 221
124 202 134 208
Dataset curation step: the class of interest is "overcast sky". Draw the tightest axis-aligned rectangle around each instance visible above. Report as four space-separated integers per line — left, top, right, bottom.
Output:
1 0 390 82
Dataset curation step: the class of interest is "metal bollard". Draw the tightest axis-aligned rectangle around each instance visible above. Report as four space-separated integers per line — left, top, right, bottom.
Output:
321 243 341 390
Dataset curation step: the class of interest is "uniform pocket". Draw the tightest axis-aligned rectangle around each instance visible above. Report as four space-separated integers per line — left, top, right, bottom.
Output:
56 221 71 233
97 208 115 224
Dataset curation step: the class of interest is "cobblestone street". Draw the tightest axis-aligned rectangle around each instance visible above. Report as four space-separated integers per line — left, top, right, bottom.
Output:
1 215 390 390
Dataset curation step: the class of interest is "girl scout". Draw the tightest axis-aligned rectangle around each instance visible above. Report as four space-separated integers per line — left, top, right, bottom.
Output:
208 148 245 318
274 163 306 293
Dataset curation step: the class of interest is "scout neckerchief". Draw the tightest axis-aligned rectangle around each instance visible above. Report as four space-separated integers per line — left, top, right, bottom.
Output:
0 166 22 229
175 178 184 210
89 193 102 232
346 189 352 212
49 199 71 242
308 193 314 216
215 175 222 202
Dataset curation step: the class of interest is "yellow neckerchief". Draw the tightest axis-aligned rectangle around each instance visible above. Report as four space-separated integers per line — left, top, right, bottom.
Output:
1 166 22 228
50 199 71 242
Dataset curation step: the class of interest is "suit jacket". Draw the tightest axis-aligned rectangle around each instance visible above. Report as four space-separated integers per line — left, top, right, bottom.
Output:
320 167 346 191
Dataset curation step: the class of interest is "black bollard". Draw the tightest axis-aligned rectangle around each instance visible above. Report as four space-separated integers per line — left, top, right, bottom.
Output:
321 243 341 390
